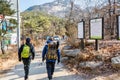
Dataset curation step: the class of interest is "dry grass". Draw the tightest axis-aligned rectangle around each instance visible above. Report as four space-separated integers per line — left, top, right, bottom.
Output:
62 40 120 79
0 48 18 77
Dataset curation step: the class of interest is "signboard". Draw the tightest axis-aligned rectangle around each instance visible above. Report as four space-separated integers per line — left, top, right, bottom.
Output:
0 14 4 29
2 20 7 31
78 21 85 38
0 15 2 29
117 15 120 39
90 18 104 39
10 33 17 45
0 22 2 30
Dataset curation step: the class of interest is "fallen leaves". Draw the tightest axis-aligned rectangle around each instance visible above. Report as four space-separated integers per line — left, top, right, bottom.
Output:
62 40 120 79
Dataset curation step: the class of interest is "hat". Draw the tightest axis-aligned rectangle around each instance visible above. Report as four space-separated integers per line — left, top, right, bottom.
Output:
26 38 31 43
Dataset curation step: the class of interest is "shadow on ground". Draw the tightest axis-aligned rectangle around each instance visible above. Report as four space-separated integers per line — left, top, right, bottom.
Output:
1 61 67 80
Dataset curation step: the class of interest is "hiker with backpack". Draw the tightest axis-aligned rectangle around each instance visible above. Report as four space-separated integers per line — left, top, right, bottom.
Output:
18 38 35 80
42 39 60 80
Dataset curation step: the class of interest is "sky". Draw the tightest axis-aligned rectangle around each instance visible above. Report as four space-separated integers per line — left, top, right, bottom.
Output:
19 0 54 12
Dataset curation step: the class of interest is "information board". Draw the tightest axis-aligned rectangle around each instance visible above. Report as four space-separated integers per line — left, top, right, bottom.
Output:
118 16 120 39
90 18 103 39
78 21 85 38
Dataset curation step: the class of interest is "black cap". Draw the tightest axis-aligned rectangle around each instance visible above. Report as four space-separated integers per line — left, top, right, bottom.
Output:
26 38 31 43
48 37 52 41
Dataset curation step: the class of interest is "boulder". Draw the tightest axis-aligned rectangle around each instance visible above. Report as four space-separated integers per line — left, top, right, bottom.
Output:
61 57 69 62
78 54 90 61
79 61 103 69
63 49 80 57
111 56 120 68
94 54 103 61
63 46 72 50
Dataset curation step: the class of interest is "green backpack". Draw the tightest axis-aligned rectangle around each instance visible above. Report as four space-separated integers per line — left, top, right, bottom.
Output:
21 44 30 58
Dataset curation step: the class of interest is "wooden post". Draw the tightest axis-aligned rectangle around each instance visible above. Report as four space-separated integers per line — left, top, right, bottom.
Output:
81 38 85 50
95 39 99 51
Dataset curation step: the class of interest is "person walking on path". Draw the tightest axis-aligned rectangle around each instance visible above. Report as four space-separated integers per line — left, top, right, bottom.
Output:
42 39 60 80
18 38 35 80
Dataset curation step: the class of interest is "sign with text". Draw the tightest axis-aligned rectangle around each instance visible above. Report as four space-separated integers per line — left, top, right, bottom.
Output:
78 21 85 38
0 21 2 30
117 16 120 39
90 18 104 39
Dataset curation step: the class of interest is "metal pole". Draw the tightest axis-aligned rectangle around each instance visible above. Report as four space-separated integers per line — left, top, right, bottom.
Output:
81 38 85 50
17 0 20 50
95 39 99 51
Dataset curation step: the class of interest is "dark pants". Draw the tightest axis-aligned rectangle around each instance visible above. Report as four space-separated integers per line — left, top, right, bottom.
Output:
46 62 55 79
22 58 31 79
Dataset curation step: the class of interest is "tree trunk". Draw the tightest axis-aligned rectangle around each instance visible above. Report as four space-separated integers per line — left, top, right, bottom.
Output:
108 0 116 39
1 40 5 54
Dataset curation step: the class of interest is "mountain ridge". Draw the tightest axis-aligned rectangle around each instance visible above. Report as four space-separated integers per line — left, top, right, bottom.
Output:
24 0 78 17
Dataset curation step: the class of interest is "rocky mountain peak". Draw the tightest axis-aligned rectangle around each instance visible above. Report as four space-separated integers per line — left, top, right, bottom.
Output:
53 0 71 5
25 0 78 18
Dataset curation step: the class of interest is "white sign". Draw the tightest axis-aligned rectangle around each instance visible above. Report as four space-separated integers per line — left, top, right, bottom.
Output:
78 22 84 38
0 15 3 29
118 16 120 39
10 33 17 45
0 18 2 29
90 18 103 39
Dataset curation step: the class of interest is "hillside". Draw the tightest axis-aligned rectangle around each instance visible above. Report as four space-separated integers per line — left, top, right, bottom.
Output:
24 0 80 17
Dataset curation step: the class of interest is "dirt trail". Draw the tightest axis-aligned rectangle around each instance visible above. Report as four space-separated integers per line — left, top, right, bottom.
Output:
0 48 83 80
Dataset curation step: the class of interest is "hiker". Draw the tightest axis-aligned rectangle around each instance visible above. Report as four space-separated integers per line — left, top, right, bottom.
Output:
42 39 60 80
46 36 53 44
18 38 35 80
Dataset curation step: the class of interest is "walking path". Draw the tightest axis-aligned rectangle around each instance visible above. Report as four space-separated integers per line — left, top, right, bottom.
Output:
0 48 83 80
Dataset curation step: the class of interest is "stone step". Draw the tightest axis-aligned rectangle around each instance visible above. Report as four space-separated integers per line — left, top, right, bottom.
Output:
111 56 120 68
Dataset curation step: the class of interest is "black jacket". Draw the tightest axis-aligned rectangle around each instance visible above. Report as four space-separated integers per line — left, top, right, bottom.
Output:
18 43 35 60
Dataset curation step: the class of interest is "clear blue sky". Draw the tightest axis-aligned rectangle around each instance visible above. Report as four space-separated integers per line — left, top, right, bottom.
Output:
20 0 54 12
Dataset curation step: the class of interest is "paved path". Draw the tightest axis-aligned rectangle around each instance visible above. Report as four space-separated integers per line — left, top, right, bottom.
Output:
0 48 83 80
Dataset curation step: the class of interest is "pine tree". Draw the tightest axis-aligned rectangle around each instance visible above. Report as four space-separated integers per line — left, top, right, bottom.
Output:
0 0 15 16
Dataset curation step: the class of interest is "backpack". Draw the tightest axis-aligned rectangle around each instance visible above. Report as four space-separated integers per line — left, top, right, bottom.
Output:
46 41 58 60
21 44 30 58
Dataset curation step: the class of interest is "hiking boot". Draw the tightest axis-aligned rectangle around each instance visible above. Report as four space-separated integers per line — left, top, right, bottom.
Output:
25 78 28 80
24 76 28 80
49 77 52 80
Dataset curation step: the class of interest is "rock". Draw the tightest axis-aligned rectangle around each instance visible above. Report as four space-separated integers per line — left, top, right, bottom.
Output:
91 76 109 80
111 56 120 68
87 40 95 43
63 46 72 50
78 54 90 61
79 61 103 69
95 55 103 61
61 57 69 62
63 49 80 57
